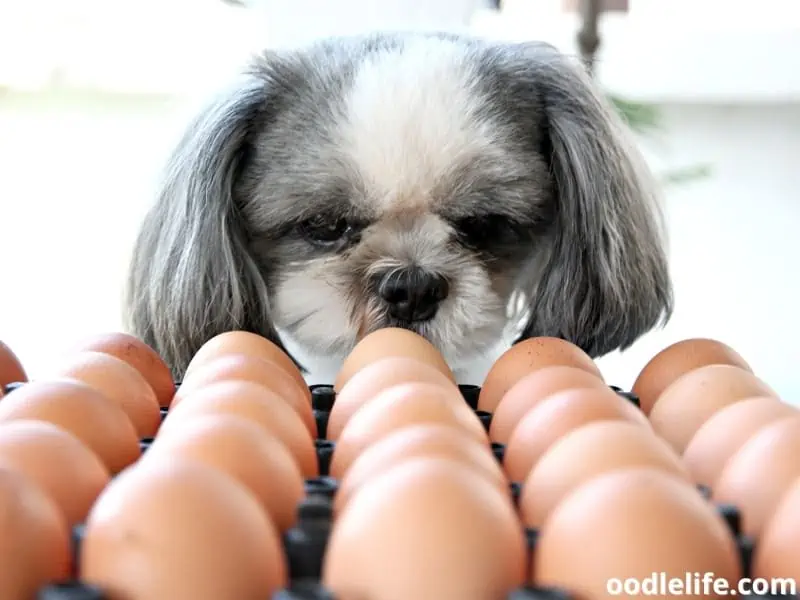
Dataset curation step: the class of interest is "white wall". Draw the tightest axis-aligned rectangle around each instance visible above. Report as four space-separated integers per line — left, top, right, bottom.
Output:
0 0 797 402
0 92 182 375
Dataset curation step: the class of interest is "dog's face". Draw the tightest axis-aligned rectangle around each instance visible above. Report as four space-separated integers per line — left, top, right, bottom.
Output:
125 33 674 379
239 39 557 367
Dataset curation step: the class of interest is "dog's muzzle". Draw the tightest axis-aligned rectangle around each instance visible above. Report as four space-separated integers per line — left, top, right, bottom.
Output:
372 267 450 323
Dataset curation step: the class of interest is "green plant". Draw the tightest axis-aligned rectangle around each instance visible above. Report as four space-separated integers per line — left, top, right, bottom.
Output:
609 94 712 185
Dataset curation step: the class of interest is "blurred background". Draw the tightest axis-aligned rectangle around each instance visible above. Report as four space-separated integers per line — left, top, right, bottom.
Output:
0 0 798 400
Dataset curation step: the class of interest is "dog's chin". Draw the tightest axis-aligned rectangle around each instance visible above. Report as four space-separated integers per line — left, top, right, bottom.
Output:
363 316 482 354
277 311 513 387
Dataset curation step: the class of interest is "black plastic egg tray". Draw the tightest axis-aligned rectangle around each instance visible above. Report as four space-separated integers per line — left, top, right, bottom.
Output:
0 381 792 600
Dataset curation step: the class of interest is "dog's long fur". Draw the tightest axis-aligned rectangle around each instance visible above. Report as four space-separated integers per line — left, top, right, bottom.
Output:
124 32 673 380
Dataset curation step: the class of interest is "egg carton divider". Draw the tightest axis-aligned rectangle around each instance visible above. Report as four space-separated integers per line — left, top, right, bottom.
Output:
36 582 105 600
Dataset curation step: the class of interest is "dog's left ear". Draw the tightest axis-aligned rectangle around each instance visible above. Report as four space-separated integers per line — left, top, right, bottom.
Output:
511 42 674 357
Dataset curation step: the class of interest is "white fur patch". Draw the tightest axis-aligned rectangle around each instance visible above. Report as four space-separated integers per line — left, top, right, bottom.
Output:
272 258 356 354
336 39 494 212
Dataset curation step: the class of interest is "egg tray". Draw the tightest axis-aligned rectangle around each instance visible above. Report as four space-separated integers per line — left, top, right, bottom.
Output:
0 381 790 600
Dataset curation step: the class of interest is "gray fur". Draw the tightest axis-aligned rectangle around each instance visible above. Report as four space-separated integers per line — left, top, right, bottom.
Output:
507 42 674 356
124 32 673 379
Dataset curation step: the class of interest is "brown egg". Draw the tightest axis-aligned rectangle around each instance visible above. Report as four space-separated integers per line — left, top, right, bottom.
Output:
753 476 800 582
50 350 161 438
334 328 455 392
504 387 649 483
159 380 317 477
184 331 307 399
0 420 110 527
0 340 27 388
0 380 140 474
489 365 608 444
535 468 742 597
632 338 752 415
145 414 304 532
173 353 316 437
649 364 779 453
479 337 603 413
329 382 488 478
73 332 175 407
519 420 690 528
323 457 526 600
712 416 800 538
334 424 507 516
683 397 796 487
328 356 461 441
81 458 288 599
0 467 72 599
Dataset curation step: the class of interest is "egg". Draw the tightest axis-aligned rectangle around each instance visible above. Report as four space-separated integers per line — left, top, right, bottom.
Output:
0 380 140 474
632 338 752 415
159 380 318 477
72 332 175 407
334 424 507 516
519 420 690 528
323 457 526 600
752 476 800 581
184 331 307 397
0 420 110 527
327 356 461 441
0 340 27 388
503 387 649 483
329 382 488 478
334 328 455 392
683 396 796 487
0 467 72 600
50 350 161 438
712 415 800 538
535 468 742 597
489 365 609 444
173 353 316 437
144 414 304 532
649 364 779 453
478 337 603 413
80 458 288 599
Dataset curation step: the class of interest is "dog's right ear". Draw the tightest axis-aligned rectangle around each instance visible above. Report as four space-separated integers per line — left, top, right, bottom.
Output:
124 66 288 379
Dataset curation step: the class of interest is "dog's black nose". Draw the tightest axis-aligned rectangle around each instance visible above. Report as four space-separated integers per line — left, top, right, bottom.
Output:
378 267 449 322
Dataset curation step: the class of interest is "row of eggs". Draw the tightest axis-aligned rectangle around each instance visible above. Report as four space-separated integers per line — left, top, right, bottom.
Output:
0 330 798 600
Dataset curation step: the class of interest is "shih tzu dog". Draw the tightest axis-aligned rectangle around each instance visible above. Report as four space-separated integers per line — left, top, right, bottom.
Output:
124 31 673 383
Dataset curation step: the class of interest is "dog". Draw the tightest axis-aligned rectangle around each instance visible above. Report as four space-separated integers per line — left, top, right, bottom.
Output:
123 31 673 383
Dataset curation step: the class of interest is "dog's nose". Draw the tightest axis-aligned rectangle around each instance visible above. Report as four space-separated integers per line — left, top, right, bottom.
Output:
378 267 449 322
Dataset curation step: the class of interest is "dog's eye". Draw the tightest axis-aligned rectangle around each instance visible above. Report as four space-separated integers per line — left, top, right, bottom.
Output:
298 216 352 244
454 214 522 248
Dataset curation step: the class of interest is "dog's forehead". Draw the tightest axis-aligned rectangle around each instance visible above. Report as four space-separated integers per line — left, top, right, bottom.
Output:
333 40 498 215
